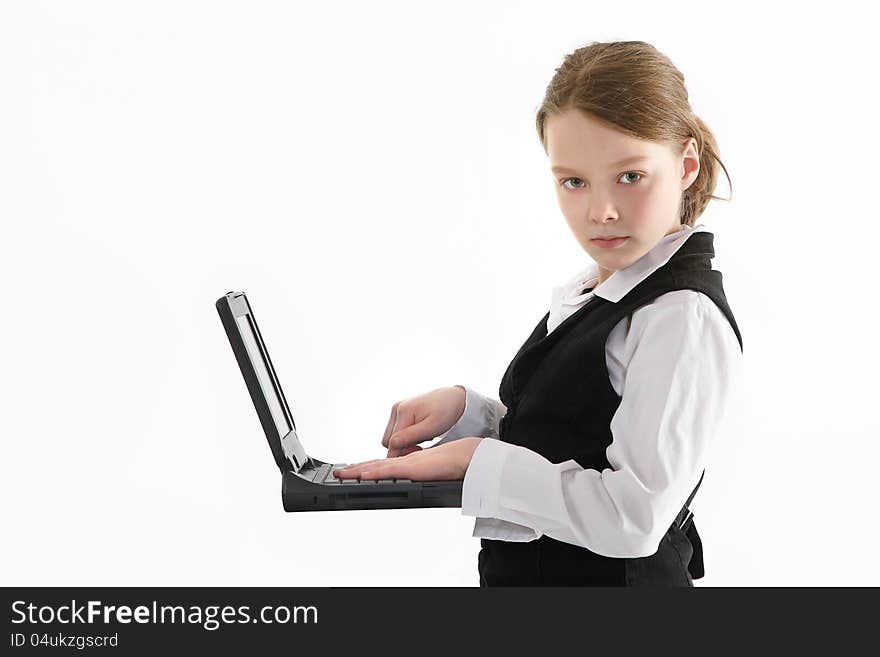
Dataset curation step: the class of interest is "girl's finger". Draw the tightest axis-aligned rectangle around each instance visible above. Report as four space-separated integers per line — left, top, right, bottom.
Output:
334 459 381 474
334 457 400 477
357 457 414 480
381 404 400 447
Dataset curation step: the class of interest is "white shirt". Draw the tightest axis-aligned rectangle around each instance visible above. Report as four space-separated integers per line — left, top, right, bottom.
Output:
436 224 744 558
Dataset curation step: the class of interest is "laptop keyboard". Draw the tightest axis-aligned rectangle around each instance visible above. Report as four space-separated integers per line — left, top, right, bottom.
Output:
310 463 411 485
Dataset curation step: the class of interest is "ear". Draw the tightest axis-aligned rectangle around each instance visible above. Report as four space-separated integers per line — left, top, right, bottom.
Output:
680 137 700 192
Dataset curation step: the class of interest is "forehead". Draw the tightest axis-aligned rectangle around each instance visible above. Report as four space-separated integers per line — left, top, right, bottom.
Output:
545 108 668 167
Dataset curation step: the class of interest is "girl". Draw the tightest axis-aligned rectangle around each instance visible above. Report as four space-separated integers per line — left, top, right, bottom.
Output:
334 40 743 587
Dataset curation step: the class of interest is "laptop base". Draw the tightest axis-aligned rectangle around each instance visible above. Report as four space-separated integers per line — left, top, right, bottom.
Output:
282 469 463 512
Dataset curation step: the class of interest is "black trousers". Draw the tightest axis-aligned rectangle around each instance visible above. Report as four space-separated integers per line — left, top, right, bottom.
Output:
478 507 700 587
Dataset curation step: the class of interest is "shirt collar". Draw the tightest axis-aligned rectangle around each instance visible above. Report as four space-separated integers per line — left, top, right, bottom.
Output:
556 223 712 305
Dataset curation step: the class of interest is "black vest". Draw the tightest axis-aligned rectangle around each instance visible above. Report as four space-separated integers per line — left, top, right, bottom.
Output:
478 230 743 586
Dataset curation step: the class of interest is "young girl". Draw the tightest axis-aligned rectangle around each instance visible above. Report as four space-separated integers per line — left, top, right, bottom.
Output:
334 40 743 587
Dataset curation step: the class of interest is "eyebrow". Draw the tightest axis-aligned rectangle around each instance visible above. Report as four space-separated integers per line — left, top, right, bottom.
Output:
551 155 651 174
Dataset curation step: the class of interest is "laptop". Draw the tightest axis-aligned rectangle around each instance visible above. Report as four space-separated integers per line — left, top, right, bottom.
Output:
216 291 463 512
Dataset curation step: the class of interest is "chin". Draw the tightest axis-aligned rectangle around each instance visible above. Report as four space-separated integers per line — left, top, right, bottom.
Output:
591 252 632 270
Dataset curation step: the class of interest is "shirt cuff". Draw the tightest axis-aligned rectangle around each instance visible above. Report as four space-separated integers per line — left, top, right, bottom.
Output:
462 438 580 535
461 437 508 517
435 384 498 445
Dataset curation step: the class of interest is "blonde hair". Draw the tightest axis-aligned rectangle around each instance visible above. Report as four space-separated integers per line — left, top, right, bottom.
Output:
535 40 732 226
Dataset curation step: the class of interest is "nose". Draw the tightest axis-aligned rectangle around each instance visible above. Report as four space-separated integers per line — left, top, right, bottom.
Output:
588 193 619 224
590 207 619 224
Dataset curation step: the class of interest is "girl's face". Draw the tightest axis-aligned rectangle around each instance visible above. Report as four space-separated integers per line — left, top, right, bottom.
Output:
544 108 701 285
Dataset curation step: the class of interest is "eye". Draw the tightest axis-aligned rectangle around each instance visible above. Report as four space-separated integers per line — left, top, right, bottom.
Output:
560 172 643 190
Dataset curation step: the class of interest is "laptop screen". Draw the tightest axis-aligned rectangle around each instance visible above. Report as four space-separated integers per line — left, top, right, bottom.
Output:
236 313 293 439
220 292 310 473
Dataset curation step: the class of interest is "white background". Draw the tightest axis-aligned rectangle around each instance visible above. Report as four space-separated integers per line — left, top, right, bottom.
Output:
2 0 877 586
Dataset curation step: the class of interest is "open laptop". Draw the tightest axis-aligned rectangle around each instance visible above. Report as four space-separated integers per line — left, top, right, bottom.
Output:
216 291 463 512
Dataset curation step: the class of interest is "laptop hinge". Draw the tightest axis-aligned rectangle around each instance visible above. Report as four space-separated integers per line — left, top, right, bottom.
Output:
280 431 305 472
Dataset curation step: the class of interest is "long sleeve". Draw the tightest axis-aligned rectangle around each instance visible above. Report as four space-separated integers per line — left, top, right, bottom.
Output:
434 385 507 445
460 290 743 558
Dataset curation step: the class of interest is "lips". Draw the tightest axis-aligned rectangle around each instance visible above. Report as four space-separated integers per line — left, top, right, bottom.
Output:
590 236 629 249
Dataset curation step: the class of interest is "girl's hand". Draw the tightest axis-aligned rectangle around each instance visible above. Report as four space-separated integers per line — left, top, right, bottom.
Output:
381 385 467 458
334 437 484 481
